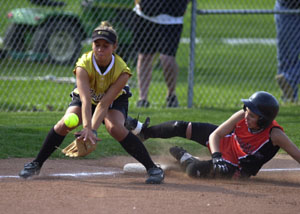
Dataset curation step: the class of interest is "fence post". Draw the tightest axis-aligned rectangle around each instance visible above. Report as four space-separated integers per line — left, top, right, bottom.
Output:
188 0 197 108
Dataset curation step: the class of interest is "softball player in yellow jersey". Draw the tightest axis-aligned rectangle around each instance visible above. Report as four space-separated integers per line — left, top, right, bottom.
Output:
19 21 164 184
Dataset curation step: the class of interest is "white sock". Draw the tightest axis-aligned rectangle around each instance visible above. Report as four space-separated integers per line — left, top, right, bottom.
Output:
131 121 143 135
180 153 193 164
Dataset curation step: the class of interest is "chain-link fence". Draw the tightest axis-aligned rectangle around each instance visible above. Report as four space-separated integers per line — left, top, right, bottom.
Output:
189 0 300 108
0 0 298 112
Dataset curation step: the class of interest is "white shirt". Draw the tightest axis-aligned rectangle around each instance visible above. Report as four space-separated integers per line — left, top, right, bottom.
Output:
134 4 184 25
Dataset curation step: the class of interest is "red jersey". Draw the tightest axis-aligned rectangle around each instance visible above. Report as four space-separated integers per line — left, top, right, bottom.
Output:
218 118 283 176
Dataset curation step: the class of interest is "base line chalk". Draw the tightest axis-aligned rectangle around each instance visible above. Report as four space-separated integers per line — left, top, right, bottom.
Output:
0 170 123 179
260 168 300 172
1 168 300 179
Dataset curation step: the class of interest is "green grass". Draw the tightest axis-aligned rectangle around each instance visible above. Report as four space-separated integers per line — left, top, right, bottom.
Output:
0 106 299 159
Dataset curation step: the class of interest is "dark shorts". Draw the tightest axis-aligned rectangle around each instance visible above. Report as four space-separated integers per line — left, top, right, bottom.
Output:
69 93 129 119
190 122 218 146
133 14 183 56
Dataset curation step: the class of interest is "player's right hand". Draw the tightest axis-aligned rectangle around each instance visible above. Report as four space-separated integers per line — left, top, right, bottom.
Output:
212 152 229 176
75 128 101 145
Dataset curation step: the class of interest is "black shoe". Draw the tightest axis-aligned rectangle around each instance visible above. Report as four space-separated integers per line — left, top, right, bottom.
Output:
169 146 187 161
124 116 138 131
145 167 164 184
166 95 179 108
136 100 150 108
170 146 195 170
125 115 150 131
125 115 150 142
276 74 297 103
185 159 213 178
136 117 150 142
19 161 41 179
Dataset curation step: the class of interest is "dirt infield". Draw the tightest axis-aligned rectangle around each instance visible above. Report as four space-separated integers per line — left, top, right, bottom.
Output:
0 154 299 214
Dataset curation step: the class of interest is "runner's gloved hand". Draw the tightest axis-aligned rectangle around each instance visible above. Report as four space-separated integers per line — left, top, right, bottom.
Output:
212 152 229 176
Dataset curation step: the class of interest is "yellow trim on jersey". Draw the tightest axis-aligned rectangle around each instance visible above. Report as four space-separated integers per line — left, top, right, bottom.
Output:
72 51 132 105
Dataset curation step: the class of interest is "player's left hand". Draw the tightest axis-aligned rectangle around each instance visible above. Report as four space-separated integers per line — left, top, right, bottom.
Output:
212 152 229 176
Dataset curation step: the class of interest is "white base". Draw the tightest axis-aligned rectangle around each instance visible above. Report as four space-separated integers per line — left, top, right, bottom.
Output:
123 163 168 173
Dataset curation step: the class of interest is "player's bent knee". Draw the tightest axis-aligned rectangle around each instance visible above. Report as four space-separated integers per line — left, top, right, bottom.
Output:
107 124 128 141
54 120 75 135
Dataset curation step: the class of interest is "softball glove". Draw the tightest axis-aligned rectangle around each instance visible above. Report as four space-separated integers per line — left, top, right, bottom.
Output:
62 138 97 157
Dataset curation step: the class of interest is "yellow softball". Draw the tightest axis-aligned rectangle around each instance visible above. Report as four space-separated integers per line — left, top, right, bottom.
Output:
64 113 79 128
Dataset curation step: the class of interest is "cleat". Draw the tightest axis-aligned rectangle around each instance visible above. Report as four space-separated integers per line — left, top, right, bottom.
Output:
169 146 187 161
19 161 41 179
125 115 150 142
170 146 195 170
142 117 150 129
276 74 297 103
166 95 179 108
185 159 213 178
125 115 139 131
136 116 150 142
136 100 150 108
145 167 164 184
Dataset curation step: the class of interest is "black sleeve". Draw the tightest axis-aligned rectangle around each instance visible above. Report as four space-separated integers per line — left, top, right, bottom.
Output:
239 141 280 176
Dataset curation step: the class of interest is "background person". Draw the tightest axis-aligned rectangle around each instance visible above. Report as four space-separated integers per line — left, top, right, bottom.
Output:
19 21 164 184
127 91 300 178
133 0 190 108
275 0 300 103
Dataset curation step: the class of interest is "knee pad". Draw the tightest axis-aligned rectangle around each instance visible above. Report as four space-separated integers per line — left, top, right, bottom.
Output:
170 121 189 138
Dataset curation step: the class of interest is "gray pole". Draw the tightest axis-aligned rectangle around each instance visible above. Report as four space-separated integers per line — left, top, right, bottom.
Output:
188 0 197 108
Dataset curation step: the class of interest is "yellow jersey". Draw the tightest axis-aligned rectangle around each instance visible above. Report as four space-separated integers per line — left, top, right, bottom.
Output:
72 51 132 105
